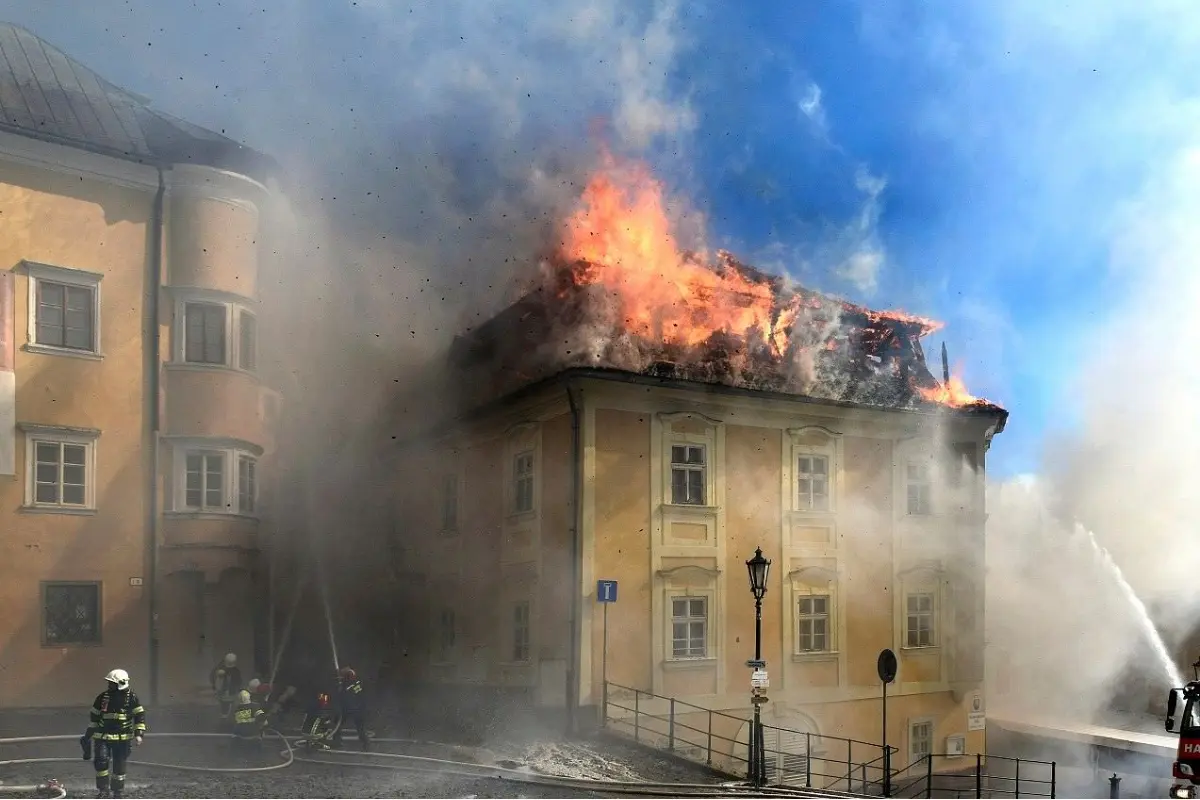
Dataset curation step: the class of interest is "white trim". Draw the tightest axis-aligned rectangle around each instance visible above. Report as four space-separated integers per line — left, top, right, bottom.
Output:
167 163 270 214
22 261 103 359
22 426 100 511
788 566 839 657
170 441 259 517
665 591 715 662
171 289 257 372
0 129 159 191
908 716 936 765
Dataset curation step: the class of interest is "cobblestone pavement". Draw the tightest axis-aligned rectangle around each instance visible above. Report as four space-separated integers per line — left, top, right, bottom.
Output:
0 707 726 798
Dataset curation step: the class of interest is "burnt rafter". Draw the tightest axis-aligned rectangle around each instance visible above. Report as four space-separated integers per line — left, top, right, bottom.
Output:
450 254 1007 419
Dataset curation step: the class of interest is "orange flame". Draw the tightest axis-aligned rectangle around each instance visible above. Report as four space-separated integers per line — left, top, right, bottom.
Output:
559 147 986 407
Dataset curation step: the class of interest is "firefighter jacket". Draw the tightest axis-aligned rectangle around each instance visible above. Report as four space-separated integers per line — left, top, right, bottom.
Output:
88 689 147 742
210 665 243 699
339 679 366 714
233 700 267 738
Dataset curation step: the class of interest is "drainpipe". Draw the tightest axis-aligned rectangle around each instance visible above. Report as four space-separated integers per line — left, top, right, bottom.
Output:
146 166 167 705
565 380 583 736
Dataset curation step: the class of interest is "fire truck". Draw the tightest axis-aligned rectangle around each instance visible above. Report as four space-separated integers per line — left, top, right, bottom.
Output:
1165 679 1200 798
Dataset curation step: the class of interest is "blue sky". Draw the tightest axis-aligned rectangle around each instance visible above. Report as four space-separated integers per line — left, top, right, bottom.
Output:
8 0 1195 479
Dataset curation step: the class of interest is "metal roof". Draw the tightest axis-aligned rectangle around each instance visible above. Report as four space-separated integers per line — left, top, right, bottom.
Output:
0 22 276 180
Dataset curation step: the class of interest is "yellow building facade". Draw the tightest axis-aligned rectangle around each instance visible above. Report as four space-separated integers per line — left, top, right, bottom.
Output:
0 23 282 708
394 367 1005 772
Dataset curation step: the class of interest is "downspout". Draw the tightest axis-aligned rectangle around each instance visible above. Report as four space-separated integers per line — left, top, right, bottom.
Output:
565 380 583 736
146 166 167 705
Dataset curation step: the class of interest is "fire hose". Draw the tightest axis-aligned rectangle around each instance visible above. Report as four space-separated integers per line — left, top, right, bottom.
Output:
0 731 852 798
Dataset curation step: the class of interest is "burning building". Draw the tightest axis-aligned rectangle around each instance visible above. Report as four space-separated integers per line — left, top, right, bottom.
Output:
390 151 1008 774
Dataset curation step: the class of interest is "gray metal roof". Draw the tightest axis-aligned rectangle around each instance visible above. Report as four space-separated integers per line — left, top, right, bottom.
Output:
0 22 276 180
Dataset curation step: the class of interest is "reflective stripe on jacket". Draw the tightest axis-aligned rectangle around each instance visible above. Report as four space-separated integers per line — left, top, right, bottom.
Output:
233 702 266 737
89 690 147 741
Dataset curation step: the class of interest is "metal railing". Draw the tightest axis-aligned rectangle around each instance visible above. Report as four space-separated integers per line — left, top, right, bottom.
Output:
602 682 1057 799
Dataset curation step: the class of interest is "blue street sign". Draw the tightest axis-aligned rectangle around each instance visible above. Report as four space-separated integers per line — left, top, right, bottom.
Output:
597 580 618 603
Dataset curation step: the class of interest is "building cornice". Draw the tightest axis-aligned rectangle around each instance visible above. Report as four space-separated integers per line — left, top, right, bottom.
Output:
0 128 159 191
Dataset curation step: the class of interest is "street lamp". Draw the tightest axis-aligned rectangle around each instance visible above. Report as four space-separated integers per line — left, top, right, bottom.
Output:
745 547 771 788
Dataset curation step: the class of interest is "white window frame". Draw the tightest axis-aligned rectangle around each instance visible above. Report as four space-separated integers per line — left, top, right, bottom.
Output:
796 451 832 512
669 443 708 506
22 425 100 511
908 718 935 764
511 601 531 663
171 290 258 372
905 459 933 516
23 261 103 359
171 441 260 516
796 592 833 654
511 450 535 515
903 590 938 649
668 594 710 660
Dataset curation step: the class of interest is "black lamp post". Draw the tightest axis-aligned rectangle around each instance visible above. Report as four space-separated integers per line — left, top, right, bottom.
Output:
746 547 771 788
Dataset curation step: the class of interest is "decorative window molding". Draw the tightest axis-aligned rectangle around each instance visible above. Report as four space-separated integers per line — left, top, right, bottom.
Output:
908 718 935 765
504 423 540 518
787 564 841 659
20 423 100 512
785 426 843 515
169 287 258 373
656 564 721 581
168 437 261 517
21 261 103 360
668 594 711 660
897 563 944 651
658 564 720 668
659 412 723 511
41 580 102 647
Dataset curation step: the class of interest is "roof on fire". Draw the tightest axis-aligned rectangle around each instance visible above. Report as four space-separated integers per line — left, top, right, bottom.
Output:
0 22 277 181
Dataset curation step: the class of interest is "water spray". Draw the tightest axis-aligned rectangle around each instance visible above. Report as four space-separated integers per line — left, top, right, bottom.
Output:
1077 523 1184 687
316 550 340 671
268 573 308 689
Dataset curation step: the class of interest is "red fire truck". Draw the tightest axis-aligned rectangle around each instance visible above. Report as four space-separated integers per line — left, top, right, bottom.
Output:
1166 681 1200 798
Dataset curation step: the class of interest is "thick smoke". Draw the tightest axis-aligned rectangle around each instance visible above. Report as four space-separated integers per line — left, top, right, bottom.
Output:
985 151 1200 727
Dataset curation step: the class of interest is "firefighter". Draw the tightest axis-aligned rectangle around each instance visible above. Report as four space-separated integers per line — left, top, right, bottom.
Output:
332 666 370 751
83 669 146 799
231 689 268 751
300 691 339 751
209 653 243 721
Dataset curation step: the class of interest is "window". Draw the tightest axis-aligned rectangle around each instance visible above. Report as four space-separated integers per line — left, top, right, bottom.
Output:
670 596 708 659
512 451 534 513
35 281 94 351
905 592 936 648
909 719 934 764
184 302 227 365
440 474 459 532
797 595 831 653
906 461 932 515
512 601 531 662
238 311 257 371
436 608 456 662
237 455 257 514
23 427 98 511
175 444 259 516
670 444 707 505
946 443 976 488
24 262 102 356
797 454 830 511
43 582 101 646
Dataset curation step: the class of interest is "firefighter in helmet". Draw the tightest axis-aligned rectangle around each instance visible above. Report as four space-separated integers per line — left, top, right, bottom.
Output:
81 669 146 799
231 689 268 751
332 666 370 751
300 690 339 750
209 653 243 721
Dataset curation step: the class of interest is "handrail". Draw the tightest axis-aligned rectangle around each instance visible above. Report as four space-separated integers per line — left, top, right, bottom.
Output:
602 682 1057 798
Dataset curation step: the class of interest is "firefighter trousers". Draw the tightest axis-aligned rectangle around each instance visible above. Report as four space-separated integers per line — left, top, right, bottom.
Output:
333 711 369 751
94 740 132 795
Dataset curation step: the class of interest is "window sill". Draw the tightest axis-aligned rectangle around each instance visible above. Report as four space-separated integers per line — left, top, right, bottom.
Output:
22 343 103 361
164 361 258 378
164 510 260 522
506 510 537 522
499 660 533 668
663 657 717 671
787 508 836 518
901 645 941 654
791 651 839 663
438 529 460 537
662 504 720 515
20 505 97 516
42 640 103 649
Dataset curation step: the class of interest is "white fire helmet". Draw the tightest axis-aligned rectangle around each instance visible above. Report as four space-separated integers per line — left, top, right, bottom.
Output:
248 678 261 692
238 690 251 704
223 653 237 667
105 669 130 690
